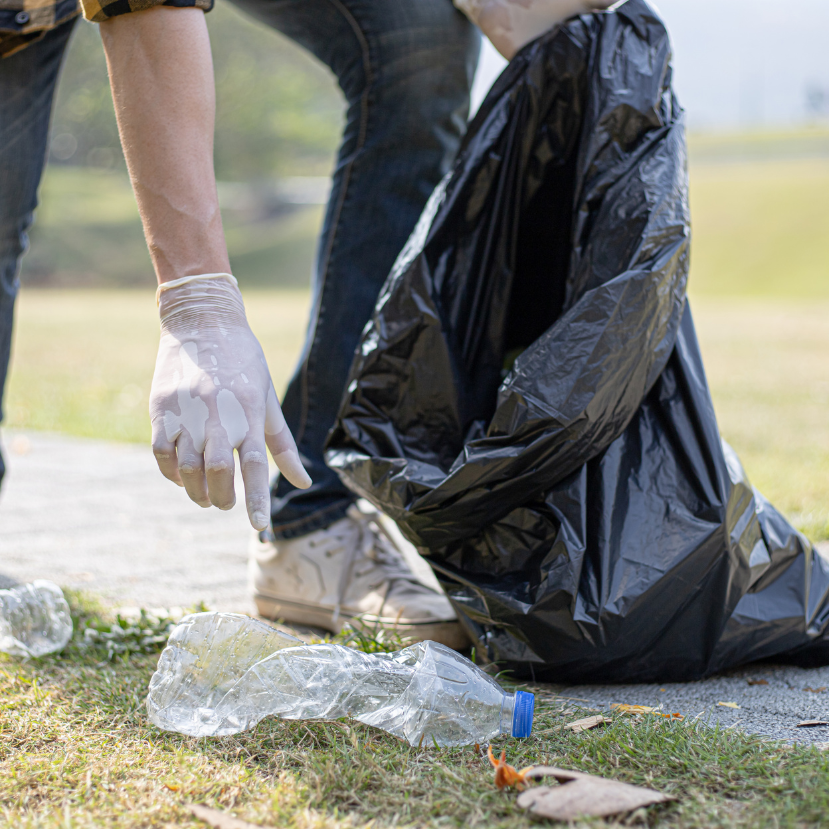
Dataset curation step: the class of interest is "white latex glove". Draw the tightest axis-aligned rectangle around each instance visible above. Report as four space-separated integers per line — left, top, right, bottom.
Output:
454 0 620 59
150 273 311 530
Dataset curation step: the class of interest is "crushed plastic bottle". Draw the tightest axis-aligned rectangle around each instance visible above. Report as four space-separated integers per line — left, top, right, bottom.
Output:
0 580 73 657
147 612 534 747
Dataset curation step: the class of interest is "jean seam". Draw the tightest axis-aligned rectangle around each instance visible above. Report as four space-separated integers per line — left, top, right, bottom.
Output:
295 0 375 451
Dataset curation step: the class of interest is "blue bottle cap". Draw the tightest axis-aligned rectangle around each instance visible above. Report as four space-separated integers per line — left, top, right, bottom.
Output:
511 691 535 738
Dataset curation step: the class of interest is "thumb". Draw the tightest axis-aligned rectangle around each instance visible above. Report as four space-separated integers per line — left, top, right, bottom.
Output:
264 383 312 489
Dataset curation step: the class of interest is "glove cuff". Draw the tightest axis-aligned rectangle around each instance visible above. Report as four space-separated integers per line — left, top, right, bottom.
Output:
156 272 238 306
158 272 247 334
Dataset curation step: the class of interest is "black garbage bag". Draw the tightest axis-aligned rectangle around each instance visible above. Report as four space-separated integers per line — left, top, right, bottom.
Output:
325 0 829 682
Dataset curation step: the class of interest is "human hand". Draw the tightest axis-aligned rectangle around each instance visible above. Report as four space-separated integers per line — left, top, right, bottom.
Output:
454 0 619 59
150 273 311 530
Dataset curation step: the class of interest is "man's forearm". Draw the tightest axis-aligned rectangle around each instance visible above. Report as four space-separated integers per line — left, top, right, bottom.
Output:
100 7 230 284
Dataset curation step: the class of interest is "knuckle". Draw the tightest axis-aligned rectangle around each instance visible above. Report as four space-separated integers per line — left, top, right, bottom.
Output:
267 434 296 456
178 455 204 475
240 450 268 472
152 439 171 455
197 375 219 393
234 385 263 409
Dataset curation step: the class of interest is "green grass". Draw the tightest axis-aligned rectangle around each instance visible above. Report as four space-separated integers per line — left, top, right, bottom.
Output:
687 157 829 299
687 126 829 163
4 594 829 829
693 299 829 542
3 289 311 445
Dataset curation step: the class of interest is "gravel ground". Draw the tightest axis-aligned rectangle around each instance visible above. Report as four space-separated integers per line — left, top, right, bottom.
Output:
553 665 829 747
2 429 829 745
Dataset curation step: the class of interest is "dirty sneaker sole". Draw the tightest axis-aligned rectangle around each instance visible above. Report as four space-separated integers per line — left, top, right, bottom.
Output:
254 592 470 651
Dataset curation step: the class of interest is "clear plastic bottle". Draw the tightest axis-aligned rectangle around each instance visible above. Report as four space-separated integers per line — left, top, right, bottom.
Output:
0 580 73 657
147 611 534 747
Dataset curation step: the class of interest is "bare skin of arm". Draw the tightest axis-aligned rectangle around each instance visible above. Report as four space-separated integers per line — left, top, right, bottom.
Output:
99 8 311 528
100 6 228 284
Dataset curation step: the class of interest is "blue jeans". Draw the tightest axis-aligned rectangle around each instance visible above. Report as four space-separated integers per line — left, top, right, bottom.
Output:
0 3 478 523
229 0 480 538
0 16 77 489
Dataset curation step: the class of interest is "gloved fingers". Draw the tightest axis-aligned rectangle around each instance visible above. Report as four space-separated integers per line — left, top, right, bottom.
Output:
238 437 271 531
204 435 236 510
266 431 311 491
265 383 312 490
176 431 211 508
151 422 183 487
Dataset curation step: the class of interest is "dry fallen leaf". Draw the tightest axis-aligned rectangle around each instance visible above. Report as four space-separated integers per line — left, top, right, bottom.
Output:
611 704 656 715
609 704 681 720
747 679 769 686
566 715 611 733
796 720 829 728
804 687 827 693
717 702 741 709
516 767 673 820
187 804 276 829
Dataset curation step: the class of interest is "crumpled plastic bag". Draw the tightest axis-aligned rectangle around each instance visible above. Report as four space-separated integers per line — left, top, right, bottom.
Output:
325 0 829 682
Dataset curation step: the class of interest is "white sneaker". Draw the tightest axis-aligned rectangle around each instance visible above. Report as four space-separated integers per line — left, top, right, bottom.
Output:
249 503 469 650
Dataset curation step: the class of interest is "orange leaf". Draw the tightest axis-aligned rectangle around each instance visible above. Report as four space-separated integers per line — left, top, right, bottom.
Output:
487 746 532 791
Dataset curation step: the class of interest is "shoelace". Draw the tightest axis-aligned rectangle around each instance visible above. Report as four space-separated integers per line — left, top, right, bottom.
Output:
332 504 416 624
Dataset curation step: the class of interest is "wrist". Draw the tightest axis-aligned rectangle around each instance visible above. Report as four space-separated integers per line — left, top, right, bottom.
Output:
158 273 248 335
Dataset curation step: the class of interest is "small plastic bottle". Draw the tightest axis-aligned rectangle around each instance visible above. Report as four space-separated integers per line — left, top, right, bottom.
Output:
147 611 534 747
0 580 73 657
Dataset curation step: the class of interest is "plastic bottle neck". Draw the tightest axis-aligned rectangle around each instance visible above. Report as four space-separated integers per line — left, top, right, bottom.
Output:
500 690 535 738
500 693 516 736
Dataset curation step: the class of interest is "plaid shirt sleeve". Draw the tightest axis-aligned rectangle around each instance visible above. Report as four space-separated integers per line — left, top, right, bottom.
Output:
80 0 212 25
1 0 211 58
0 0 80 58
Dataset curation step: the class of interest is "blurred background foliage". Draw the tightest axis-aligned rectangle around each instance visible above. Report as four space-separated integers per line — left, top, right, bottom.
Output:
24 2 342 289
47 1 343 178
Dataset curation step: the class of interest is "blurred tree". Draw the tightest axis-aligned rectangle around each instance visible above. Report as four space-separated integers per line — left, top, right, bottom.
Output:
48 0 344 180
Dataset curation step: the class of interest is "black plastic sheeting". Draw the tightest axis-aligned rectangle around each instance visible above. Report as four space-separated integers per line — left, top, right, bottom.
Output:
325 0 829 683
